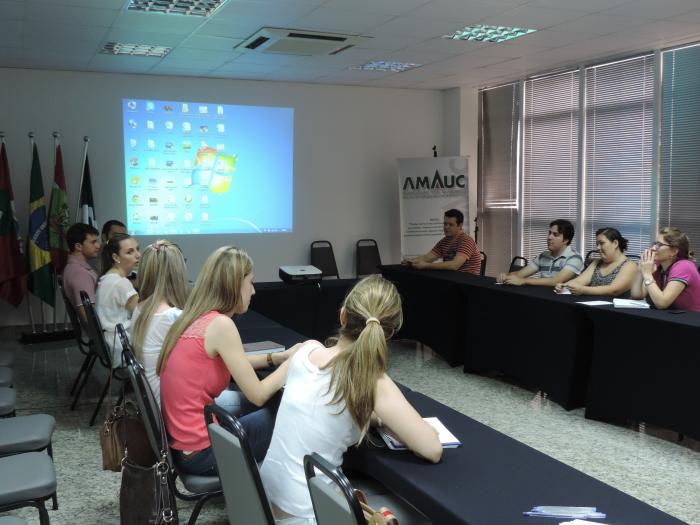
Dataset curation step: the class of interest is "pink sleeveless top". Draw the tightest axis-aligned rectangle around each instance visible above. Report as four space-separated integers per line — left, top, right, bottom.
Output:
160 311 230 451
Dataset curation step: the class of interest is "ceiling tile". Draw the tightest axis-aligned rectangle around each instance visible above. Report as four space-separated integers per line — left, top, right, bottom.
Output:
482 6 585 30
353 34 426 51
383 48 461 65
550 14 652 36
104 29 189 48
180 35 243 51
213 61 282 74
215 0 315 21
323 0 431 17
369 17 465 38
149 65 216 75
0 2 24 21
407 0 515 24
292 7 394 34
400 37 489 56
528 0 629 12
500 29 593 49
25 2 121 26
111 11 204 34
233 52 311 66
89 54 163 70
32 0 125 8
605 0 700 19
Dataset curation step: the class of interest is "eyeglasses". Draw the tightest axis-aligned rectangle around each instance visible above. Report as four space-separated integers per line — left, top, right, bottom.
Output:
652 241 671 248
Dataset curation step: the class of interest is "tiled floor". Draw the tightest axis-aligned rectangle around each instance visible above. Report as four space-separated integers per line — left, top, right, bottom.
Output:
1 333 698 525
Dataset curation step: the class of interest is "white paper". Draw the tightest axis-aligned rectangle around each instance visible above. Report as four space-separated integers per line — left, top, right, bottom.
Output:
613 298 650 309
576 300 613 306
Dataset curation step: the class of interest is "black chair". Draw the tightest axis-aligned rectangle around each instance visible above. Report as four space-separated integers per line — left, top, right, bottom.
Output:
117 325 222 525
584 249 600 267
304 453 429 525
79 291 127 426
57 277 97 406
204 404 275 525
479 251 487 276
508 256 529 273
311 240 340 279
356 239 382 278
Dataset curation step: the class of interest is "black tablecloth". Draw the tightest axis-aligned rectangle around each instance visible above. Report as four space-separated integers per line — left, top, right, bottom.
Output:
583 304 700 441
250 279 358 342
346 389 686 525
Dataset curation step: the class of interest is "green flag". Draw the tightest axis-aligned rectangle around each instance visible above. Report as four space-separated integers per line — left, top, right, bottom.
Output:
27 143 54 306
48 144 69 274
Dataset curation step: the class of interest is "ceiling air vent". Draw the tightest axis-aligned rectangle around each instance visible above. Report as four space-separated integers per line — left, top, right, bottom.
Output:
237 28 369 56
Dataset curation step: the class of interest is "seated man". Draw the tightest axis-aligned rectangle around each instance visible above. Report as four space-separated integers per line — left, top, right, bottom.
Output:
402 209 482 275
63 223 101 320
497 219 583 286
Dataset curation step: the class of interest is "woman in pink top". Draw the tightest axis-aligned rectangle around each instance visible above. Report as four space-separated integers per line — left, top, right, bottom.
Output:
631 227 700 312
158 246 298 476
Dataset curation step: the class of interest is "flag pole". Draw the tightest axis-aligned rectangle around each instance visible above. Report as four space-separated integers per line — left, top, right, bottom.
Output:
75 136 89 223
52 131 60 331
27 132 37 333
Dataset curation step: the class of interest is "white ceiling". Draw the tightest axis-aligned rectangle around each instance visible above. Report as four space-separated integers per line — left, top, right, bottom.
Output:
2 0 700 89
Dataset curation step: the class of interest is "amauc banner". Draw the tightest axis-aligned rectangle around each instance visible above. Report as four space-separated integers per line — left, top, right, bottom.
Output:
398 156 469 258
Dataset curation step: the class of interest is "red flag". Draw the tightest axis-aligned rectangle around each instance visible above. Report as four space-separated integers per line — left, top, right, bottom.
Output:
0 141 27 307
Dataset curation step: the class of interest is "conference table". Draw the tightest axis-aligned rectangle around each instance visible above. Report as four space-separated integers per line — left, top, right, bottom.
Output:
236 310 685 524
250 278 358 342
379 264 700 440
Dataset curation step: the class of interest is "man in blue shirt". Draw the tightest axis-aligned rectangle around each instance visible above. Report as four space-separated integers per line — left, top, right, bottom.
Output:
497 219 584 286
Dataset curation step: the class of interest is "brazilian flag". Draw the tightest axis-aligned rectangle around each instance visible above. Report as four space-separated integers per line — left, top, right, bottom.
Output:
27 143 54 306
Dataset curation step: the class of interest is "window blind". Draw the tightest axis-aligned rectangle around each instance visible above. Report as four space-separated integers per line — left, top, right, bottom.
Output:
478 83 520 276
583 55 654 257
522 71 580 262
659 43 700 250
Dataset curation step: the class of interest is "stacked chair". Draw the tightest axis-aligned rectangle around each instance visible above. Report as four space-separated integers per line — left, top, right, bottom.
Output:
311 240 340 279
117 325 222 525
356 239 382 277
0 352 58 524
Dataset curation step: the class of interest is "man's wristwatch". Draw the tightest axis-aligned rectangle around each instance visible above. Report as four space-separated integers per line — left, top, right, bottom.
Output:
266 352 274 367
643 278 654 287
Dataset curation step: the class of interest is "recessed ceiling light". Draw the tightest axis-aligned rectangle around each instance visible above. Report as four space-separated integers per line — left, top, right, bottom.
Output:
128 0 228 17
350 61 422 73
443 24 536 43
101 42 172 57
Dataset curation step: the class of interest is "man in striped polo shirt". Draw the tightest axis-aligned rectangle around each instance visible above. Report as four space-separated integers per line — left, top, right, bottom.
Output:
403 209 482 275
497 219 584 286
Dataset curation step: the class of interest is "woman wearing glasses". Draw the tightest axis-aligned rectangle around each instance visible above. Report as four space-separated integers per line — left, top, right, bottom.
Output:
630 227 700 311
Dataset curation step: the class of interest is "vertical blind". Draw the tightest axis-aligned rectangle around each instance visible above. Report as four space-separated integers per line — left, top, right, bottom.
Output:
583 55 654 257
522 71 580 262
478 83 520 276
659 43 700 250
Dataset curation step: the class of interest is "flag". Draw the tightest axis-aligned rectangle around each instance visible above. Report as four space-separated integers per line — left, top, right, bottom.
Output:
48 143 69 274
27 143 54 307
77 152 97 229
0 141 27 307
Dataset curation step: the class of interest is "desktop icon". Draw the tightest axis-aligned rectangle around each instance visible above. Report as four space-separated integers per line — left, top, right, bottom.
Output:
146 120 155 130
165 121 174 130
129 138 137 148
130 176 140 185
216 123 225 133
183 159 191 168
165 141 174 151
182 140 191 150
182 122 191 132
129 157 139 167
133 212 141 221
127 100 137 110
148 158 157 168
200 125 209 134
167 212 176 222
199 105 208 114
146 101 155 111
128 119 137 129
184 212 193 222
201 212 209 222
217 105 224 116
182 103 189 112
147 139 156 150
164 105 173 112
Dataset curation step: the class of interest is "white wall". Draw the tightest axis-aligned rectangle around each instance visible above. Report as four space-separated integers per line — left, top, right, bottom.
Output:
0 67 451 325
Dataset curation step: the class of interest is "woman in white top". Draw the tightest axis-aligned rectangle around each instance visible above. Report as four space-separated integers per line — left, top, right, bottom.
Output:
260 275 442 524
130 240 188 404
95 233 140 366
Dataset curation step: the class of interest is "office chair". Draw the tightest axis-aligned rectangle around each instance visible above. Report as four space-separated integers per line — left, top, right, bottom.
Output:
479 251 487 276
311 240 340 279
356 239 382 277
508 256 528 273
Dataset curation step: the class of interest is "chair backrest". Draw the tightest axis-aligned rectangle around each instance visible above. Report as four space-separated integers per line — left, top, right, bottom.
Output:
356 239 382 277
304 452 364 525
204 404 275 525
311 240 340 279
479 251 487 276
80 291 113 368
57 276 90 349
508 256 529 273
117 324 169 462
584 249 600 268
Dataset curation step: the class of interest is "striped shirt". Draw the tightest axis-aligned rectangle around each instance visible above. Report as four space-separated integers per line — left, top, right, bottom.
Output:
527 245 583 277
431 232 482 274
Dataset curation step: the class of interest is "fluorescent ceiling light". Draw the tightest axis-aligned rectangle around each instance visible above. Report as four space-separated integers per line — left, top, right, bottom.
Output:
101 42 172 57
350 61 422 73
128 0 228 17
443 24 536 43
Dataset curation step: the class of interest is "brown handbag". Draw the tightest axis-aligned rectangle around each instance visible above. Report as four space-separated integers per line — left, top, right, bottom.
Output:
355 489 400 525
101 401 155 471
120 455 179 524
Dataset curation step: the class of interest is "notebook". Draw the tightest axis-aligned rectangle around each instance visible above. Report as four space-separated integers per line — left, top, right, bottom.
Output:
378 417 461 450
242 340 285 355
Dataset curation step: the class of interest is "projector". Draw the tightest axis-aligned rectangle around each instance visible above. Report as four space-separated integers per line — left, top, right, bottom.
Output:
279 265 322 285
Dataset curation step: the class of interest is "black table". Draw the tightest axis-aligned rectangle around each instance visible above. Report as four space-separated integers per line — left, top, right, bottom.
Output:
251 279 358 342
380 265 470 366
583 304 700 441
346 389 686 525
235 309 306 348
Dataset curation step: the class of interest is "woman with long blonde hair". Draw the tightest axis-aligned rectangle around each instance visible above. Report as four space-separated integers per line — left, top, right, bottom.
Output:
159 246 298 475
260 275 442 524
130 240 189 404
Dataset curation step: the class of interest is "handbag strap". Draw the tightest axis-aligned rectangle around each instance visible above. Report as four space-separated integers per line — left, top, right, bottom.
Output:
156 459 175 523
